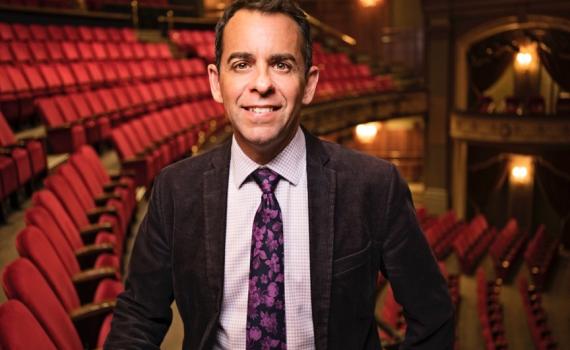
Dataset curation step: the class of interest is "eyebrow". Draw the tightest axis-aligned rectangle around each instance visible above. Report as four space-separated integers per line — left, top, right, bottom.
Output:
268 53 297 65
226 52 254 64
226 52 298 65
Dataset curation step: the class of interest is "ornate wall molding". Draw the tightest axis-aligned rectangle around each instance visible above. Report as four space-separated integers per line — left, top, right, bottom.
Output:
451 112 570 144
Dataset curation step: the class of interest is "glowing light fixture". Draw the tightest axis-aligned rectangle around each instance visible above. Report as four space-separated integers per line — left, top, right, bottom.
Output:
360 0 381 7
516 52 532 66
511 166 528 181
514 43 537 71
355 122 379 143
509 155 534 185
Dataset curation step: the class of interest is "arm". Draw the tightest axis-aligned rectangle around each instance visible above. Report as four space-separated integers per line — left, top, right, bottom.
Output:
104 173 173 349
379 165 454 349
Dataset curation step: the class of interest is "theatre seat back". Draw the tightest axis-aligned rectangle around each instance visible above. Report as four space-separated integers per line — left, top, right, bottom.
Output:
0 300 58 350
2 258 83 350
16 226 81 312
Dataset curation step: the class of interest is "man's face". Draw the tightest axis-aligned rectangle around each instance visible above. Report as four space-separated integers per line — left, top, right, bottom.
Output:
208 9 319 162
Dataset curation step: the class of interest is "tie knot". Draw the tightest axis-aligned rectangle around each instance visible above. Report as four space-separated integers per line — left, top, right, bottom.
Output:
252 168 280 194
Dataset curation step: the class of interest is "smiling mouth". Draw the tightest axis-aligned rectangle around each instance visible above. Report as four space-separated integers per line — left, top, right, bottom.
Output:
243 106 281 114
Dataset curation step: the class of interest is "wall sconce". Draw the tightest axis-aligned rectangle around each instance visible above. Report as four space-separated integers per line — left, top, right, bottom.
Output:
509 155 534 185
511 165 528 181
360 0 382 7
355 122 380 143
514 43 538 72
516 52 532 66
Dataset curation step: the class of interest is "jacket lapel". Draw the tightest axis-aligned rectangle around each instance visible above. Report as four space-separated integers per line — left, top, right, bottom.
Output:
202 141 231 321
305 131 336 350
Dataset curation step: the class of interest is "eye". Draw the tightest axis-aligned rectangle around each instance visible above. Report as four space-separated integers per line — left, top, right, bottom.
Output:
232 61 250 71
273 62 291 72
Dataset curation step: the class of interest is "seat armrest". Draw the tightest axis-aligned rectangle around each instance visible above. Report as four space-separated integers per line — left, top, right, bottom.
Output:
95 193 121 205
46 123 73 131
75 243 115 269
72 267 118 304
71 300 116 349
87 206 118 222
80 223 114 244
103 181 128 192
109 172 135 181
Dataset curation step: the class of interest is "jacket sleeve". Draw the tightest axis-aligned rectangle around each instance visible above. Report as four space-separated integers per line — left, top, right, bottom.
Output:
105 172 174 349
379 165 455 349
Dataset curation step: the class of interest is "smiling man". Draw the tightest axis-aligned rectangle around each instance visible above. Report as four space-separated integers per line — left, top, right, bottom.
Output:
105 1 454 349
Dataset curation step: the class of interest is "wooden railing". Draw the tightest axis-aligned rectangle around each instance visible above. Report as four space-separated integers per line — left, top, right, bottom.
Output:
451 111 570 144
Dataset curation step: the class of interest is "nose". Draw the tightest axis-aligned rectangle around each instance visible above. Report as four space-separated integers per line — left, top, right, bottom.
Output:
250 66 274 96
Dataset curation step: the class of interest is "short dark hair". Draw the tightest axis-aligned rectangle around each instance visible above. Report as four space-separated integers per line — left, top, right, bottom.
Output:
214 0 312 74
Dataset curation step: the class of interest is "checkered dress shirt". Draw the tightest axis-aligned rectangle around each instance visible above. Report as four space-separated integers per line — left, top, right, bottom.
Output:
215 127 315 350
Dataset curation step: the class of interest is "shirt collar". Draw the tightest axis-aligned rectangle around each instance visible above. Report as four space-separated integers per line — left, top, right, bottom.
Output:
230 127 306 188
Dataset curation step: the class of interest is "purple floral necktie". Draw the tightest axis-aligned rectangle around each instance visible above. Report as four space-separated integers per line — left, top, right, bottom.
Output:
246 168 286 350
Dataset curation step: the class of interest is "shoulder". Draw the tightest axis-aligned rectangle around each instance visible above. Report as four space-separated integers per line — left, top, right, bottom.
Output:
155 141 229 189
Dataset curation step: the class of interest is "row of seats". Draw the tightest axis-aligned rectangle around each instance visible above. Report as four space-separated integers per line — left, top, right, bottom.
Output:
0 40 171 64
0 111 47 220
169 29 215 63
423 210 466 260
489 219 527 280
0 20 184 126
476 268 508 350
452 215 497 274
1 57 206 125
111 100 226 187
0 22 136 43
312 43 394 100
0 145 137 348
518 278 558 350
1 57 205 97
169 29 215 48
36 74 210 153
524 225 559 288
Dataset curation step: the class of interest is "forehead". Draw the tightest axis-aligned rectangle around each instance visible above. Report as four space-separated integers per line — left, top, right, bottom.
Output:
222 9 303 59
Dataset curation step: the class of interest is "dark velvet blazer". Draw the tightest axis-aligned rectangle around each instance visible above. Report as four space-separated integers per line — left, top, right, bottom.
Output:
106 130 454 350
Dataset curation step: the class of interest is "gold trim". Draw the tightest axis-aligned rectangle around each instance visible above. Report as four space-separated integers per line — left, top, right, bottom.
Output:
450 112 570 144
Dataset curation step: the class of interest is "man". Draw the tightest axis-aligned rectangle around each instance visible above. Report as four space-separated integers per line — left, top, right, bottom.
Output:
106 0 454 349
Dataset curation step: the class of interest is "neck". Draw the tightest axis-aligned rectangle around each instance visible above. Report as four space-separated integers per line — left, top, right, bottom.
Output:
237 128 298 165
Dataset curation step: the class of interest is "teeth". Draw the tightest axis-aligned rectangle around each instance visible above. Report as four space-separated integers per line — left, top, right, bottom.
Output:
248 107 275 113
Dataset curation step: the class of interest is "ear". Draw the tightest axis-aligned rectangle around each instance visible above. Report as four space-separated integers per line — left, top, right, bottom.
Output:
302 65 320 105
207 64 223 103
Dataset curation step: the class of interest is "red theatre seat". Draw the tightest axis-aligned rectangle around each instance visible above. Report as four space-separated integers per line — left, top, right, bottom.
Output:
0 300 58 350
57 162 130 236
16 226 123 310
30 189 118 253
0 22 14 41
24 205 120 276
110 126 157 187
11 23 31 41
44 173 124 245
2 258 114 350
36 97 87 153
29 24 49 41
74 145 137 218
0 110 47 177
0 156 19 206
